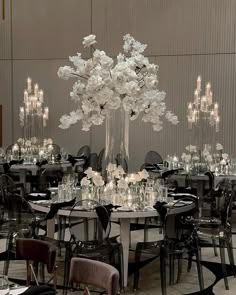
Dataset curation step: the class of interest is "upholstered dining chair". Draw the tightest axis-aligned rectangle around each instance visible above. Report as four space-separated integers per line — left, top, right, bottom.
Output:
16 238 58 289
64 199 123 294
69 257 120 295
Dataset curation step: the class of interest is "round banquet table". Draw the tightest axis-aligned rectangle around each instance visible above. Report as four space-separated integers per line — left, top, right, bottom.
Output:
30 201 195 288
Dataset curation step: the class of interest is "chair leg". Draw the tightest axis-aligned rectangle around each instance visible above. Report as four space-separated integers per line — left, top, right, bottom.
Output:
144 218 149 243
212 238 218 257
133 244 142 291
169 244 174 286
3 233 14 276
117 245 124 291
187 254 192 272
226 238 236 277
219 238 229 290
63 244 71 295
176 254 182 283
160 245 167 295
195 247 204 291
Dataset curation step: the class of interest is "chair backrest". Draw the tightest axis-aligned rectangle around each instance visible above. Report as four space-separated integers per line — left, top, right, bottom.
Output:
88 153 98 171
97 148 105 172
16 238 57 288
38 166 64 189
3 193 36 238
77 145 91 159
155 194 198 240
209 179 234 226
69 257 119 295
144 150 163 164
69 199 111 250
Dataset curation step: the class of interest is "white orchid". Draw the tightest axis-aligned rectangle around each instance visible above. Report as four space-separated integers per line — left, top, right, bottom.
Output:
58 34 178 131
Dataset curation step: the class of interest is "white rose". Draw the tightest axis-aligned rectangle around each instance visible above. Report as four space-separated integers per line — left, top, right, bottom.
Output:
216 143 223 151
82 34 97 48
81 177 91 186
125 81 140 96
138 169 149 180
106 96 121 110
84 167 95 179
90 114 104 126
86 75 104 94
144 75 158 89
100 55 114 69
107 163 117 172
222 153 229 160
93 175 104 187
206 154 213 162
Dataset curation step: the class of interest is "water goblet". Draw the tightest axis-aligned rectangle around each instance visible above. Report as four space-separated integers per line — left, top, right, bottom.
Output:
0 275 9 295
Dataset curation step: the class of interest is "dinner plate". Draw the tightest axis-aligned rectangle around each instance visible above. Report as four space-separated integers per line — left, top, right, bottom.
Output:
10 287 28 295
29 192 47 197
48 187 58 191
73 205 91 211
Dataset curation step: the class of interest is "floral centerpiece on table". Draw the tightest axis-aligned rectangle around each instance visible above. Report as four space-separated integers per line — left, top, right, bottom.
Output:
80 165 149 205
181 145 199 163
181 143 230 175
58 34 178 131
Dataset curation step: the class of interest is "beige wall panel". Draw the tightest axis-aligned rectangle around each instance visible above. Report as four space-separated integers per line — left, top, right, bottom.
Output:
12 60 90 155
12 0 91 59
0 0 11 59
92 0 236 57
123 53 236 171
0 61 13 147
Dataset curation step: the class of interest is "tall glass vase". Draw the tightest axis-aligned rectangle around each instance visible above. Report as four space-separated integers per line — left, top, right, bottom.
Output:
104 106 130 177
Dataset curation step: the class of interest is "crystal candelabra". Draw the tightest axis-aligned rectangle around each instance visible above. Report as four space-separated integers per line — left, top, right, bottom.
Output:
187 76 220 132
19 78 49 160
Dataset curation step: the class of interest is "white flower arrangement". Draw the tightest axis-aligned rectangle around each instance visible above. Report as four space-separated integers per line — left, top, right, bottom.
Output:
58 34 178 131
17 137 53 148
216 143 223 151
81 167 105 187
81 165 149 190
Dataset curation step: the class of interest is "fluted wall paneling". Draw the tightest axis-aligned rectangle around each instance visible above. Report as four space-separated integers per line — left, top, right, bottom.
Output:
1 0 236 170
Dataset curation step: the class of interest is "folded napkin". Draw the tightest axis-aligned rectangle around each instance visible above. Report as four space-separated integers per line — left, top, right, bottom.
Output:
36 159 48 167
95 204 120 231
9 159 24 166
67 154 86 166
44 198 76 220
153 201 167 223
20 285 56 295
